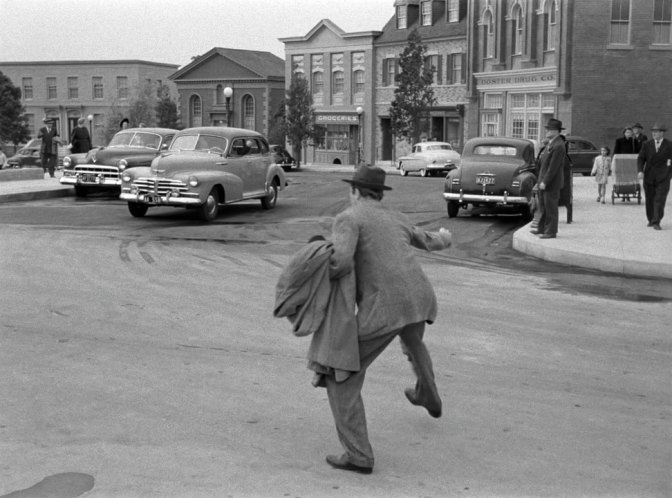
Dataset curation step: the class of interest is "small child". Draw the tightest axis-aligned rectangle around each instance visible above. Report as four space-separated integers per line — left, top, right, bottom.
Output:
591 146 611 204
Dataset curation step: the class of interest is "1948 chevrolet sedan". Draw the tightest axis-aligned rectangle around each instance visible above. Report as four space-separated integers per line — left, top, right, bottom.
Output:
119 127 286 221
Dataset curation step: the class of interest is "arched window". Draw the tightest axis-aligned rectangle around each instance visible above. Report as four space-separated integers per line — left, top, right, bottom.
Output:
190 95 202 127
483 9 495 58
512 4 524 55
216 84 224 105
242 94 255 130
544 0 557 51
312 71 324 94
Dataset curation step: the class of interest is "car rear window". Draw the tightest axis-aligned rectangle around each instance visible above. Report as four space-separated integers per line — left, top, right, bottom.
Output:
427 144 452 151
472 145 518 156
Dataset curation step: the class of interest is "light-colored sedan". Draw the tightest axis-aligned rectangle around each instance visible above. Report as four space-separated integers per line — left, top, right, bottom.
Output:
397 141 461 177
119 127 286 221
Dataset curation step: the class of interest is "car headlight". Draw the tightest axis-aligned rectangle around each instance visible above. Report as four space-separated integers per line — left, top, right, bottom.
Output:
188 176 199 187
62 156 71 168
121 173 132 183
118 159 128 171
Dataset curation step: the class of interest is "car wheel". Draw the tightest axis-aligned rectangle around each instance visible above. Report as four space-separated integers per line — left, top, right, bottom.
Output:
447 201 460 218
420 169 427 177
400 164 408 176
128 202 148 218
74 185 89 198
199 188 220 222
261 179 278 209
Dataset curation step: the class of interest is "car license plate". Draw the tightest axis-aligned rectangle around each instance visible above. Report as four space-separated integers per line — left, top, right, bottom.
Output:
80 173 96 183
476 174 495 185
145 195 161 203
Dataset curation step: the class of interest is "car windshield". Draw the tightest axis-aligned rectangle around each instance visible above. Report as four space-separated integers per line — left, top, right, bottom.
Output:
472 145 518 156
109 131 161 150
169 134 228 153
427 144 452 151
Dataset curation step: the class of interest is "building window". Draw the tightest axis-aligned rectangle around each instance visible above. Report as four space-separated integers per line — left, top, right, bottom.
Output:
25 114 35 136
512 4 524 55
243 95 255 130
117 76 129 99
653 0 672 44
483 10 495 58
292 55 304 75
421 1 432 25
544 0 557 50
332 71 344 95
68 77 78 99
22 78 33 100
482 112 500 137
447 0 459 22
46 77 57 100
397 5 407 29
508 92 554 141
424 55 441 85
383 57 398 86
484 93 503 109
447 53 465 84
610 0 631 44
92 77 103 99
353 70 365 96
324 125 350 151
312 72 324 94
215 84 223 105
191 95 202 127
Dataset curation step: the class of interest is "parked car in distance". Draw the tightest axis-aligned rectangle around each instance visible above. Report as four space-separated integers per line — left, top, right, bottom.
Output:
60 128 176 197
120 127 287 221
444 137 537 218
397 141 460 177
270 144 297 170
565 136 600 176
6 138 68 169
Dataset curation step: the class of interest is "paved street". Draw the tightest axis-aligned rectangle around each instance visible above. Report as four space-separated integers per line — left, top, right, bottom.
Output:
0 171 670 497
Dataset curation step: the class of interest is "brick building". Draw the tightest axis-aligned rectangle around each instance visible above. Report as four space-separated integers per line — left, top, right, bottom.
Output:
468 0 672 148
169 48 285 141
0 60 178 146
376 0 470 163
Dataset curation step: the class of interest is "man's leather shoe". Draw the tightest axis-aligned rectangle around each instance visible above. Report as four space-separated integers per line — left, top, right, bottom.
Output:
404 388 442 418
539 234 556 239
326 454 373 474
647 222 654 227
529 230 541 235
653 224 662 230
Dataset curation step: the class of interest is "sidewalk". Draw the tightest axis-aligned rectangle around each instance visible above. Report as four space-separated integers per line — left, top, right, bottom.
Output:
1 165 671 279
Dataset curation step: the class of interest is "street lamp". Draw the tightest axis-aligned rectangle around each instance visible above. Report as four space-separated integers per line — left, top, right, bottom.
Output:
87 114 93 143
356 106 364 166
224 86 233 127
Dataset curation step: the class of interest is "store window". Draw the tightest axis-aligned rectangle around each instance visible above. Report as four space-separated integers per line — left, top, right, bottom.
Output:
482 112 500 137
508 92 554 141
610 0 631 44
653 0 672 44
324 125 350 151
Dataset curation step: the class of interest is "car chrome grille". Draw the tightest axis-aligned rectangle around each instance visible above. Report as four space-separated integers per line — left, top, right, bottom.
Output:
132 177 191 195
74 165 119 179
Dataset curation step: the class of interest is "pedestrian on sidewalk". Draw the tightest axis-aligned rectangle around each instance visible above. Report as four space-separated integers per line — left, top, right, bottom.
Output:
632 123 648 153
532 118 568 239
320 165 452 474
37 118 59 178
637 123 672 230
614 126 636 155
69 117 92 154
591 146 612 204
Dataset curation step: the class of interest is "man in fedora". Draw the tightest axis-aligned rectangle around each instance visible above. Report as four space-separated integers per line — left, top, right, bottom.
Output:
637 123 672 230
321 165 452 474
632 122 648 153
531 118 569 239
38 118 59 178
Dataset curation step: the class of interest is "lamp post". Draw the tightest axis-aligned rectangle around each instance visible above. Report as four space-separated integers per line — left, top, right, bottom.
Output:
87 114 93 144
224 86 233 127
356 106 364 166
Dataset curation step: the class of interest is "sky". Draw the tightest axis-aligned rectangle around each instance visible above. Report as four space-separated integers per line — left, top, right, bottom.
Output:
0 0 394 67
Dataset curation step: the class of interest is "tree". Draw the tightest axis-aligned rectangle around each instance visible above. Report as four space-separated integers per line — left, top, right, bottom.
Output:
283 72 316 167
0 71 30 145
155 84 180 129
389 29 436 144
266 99 286 145
129 81 157 129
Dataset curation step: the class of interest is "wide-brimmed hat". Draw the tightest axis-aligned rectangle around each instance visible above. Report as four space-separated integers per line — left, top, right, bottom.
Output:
632 122 643 129
342 165 392 191
545 118 565 131
651 123 667 131
43 118 54 124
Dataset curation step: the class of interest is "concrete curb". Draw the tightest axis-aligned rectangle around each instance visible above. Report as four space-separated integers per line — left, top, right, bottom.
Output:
0 188 73 204
0 168 44 181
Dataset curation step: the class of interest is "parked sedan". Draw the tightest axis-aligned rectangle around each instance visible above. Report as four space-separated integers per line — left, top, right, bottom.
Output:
397 141 460 177
120 127 287 221
6 138 68 169
565 136 600 176
443 137 537 218
270 144 297 170
60 128 176 197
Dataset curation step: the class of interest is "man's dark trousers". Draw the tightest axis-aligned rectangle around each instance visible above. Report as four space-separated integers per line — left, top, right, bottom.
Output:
537 189 560 236
643 179 671 225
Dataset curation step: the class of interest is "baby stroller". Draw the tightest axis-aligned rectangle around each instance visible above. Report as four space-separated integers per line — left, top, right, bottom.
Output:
611 154 641 204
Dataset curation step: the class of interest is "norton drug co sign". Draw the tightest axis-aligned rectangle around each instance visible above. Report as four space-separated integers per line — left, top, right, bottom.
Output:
476 70 556 90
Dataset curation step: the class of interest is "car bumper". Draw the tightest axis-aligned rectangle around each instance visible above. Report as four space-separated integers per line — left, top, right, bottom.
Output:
443 191 529 205
120 192 201 206
60 174 121 187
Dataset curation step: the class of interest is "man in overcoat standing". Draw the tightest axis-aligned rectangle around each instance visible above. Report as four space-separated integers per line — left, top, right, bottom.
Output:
38 118 59 177
637 123 672 230
532 118 568 239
